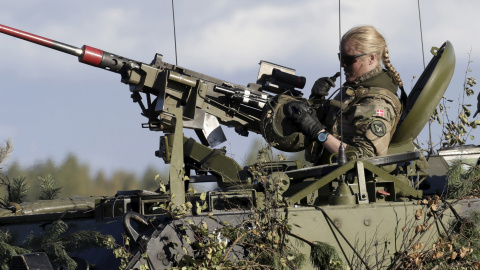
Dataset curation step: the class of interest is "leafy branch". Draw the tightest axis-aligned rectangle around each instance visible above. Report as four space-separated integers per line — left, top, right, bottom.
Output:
430 50 479 149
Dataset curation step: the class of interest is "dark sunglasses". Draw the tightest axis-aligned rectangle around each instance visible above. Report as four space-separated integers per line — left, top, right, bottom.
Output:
338 52 367 66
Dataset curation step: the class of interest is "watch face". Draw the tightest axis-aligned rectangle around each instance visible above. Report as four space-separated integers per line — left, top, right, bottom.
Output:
318 132 328 142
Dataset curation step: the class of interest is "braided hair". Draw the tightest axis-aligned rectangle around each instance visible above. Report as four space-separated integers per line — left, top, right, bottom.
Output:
341 25 403 88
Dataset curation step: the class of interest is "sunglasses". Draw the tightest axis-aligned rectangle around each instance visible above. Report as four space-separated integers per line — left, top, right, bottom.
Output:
338 52 367 66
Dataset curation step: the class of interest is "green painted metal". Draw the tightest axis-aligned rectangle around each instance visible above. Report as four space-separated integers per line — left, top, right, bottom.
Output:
287 198 480 269
162 134 248 188
362 160 423 198
286 158 423 206
169 107 186 205
286 161 355 205
330 183 357 205
389 41 455 154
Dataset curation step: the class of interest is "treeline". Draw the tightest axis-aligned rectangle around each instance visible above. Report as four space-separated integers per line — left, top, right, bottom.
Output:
1 139 307 201
2 153 167 201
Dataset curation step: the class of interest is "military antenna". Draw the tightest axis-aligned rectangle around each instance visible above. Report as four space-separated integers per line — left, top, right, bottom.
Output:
417 0 433 156
417 0 426 69
337 0 347 166
171 0 178 65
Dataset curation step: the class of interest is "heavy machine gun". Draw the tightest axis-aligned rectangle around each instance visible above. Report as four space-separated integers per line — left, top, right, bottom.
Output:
0 24 320 202
0 24 308 150
1 24 474 270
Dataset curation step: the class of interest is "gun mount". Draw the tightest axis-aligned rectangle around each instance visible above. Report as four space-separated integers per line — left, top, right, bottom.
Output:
1 24 477 270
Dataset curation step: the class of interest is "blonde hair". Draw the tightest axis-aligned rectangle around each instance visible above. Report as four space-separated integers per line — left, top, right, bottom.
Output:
341 25 403 88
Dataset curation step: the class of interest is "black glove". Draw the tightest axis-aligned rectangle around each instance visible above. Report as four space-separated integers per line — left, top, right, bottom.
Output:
284 100 326 138
309 77 336 99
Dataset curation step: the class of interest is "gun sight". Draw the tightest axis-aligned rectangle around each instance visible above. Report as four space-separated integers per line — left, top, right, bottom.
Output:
272 68 306 89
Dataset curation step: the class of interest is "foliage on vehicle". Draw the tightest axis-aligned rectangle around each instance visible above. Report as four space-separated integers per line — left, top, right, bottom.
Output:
0 220 115 270
389 160 480 270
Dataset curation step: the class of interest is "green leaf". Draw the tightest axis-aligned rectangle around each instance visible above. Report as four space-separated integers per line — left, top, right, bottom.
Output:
182 235 191 244
159 183 167 193
200 201 208 210
200 192 207 201
113 248 122 258
196 201 202 215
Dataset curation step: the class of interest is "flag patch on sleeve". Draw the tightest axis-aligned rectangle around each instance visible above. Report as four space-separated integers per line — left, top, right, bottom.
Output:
376 109 384 117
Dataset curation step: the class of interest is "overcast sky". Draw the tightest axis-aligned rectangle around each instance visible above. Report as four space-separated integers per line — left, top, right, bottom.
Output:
1 0 480 177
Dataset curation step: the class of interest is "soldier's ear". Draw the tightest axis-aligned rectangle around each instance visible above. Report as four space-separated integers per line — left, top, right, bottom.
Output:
368 53 377 65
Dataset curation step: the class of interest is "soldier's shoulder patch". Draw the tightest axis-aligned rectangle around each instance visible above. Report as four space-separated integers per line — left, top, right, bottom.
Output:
375 109 385 117
370 120 386 137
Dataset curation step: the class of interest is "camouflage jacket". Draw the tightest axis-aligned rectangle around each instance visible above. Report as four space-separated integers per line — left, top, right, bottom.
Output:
322 67 401 158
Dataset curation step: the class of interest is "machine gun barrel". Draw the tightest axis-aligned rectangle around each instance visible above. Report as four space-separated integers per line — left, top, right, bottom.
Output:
0 24 142 73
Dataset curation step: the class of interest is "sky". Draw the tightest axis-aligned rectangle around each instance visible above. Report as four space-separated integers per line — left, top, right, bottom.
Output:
1 0 480 177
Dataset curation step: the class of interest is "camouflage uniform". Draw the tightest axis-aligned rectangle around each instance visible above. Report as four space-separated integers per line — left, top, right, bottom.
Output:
312 67 401 160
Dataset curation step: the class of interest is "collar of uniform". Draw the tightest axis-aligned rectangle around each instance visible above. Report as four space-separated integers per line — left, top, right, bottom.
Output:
343 66 398 94
352 66 382 84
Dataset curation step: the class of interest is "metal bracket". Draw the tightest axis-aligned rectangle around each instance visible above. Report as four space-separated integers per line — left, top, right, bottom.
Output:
169 107 186 205
356 161 369 204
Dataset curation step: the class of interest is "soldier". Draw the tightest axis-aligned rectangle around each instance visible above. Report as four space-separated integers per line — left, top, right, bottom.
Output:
285 25 403 161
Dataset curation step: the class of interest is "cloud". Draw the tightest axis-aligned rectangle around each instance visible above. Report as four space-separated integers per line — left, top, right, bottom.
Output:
177 1 341 73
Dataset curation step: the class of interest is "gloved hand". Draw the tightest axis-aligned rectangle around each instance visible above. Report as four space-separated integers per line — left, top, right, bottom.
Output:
284 100 326 138
309 77 336 99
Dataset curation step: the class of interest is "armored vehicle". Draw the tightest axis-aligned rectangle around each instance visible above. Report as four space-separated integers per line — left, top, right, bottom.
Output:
0 24 478 269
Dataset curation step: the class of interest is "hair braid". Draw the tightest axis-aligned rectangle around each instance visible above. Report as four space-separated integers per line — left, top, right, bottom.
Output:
382 47 403 88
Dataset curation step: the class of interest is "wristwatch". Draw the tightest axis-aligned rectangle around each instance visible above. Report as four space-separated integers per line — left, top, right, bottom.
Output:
317 131 329 143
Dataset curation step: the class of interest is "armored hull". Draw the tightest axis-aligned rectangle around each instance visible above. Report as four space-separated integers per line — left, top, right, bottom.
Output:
1 193 479 269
